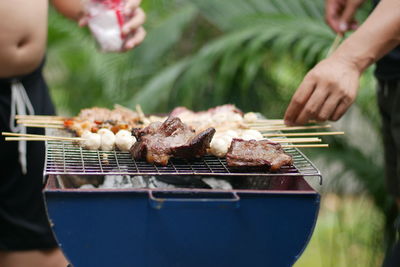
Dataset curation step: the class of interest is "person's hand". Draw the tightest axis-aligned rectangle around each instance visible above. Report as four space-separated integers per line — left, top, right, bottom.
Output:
121 0 146 50
325 0 366 34
79 0 146 51
284 55 361 125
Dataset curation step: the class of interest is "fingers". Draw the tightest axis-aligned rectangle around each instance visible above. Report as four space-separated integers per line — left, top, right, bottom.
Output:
330 96 353 121
124 0 142 16
78 17 88 27
325 0 342 33
349 20 359 30
122 7 146 36
121 1 146 51
295 86 330 125
284 77 316 125
286 87 353 125
315 94 340 121
325 0 364 34
123 27 146 50
339 0 363 32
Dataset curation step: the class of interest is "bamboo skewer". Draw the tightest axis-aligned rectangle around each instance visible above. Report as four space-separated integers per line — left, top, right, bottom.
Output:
5 137 326 148
268 138 321 143
21 124 64 129
247 123 286 127
327 33 343 57
3 133 327 147
17 120 64 125
3 132 320 144
248 119 285 123
282 144 329 148
5 138 326 148
15 115 65 120
2 132 82 141
5 137 81 142
246 121 318 126
263 131 344 137
251 125 331 131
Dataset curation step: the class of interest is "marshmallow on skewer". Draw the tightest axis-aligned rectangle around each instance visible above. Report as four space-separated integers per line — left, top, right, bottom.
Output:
98 128 116 151
115 130 136 151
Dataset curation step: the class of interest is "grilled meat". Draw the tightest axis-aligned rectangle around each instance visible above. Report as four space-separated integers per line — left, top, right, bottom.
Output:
130 116 216 166
64 106 143 136
169 104 246 132
226 139 293 171
77 105 141 125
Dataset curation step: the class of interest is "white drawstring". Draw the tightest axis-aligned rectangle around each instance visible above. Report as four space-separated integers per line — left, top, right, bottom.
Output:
9 80 35 175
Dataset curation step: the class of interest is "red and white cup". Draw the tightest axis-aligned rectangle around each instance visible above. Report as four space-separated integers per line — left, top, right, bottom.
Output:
83 0 127 52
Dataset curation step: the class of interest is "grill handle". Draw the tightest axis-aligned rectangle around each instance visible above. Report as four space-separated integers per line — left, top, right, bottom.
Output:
148 190 240 209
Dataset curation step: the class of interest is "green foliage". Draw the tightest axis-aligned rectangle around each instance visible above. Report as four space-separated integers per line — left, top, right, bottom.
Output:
296 195 384 267
128 0 335 114
47 0 337 115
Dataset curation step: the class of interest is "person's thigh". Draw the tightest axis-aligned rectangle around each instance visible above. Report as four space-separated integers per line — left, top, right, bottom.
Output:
378 79 400 267
377 80 400 198
0 248 68 267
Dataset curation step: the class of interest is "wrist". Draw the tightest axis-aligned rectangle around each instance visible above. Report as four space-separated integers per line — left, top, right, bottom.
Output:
331 40 375 74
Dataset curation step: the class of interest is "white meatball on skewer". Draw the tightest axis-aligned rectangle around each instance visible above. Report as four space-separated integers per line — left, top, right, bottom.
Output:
209 129 264 157
115 130 136 151
243 112 258 123
80 130 101 150
209 130 239 158
98 128 116 151
209 137 229 158
239 129 263 141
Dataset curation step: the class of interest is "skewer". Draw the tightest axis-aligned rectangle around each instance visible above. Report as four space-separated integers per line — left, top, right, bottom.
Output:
263 131 344 137
2 132 81 140
15 115 65 120
136 104 147 123
282 144 329 148
5 136 325 149
17 120 64 125
268 138 321 143
250 119 285 123
251 125 331 131
245 120 318 126
3 131 320 143
253 119 317 122
5 136 82 142
21 124 64 129
327 33 343 57
245 123 286 127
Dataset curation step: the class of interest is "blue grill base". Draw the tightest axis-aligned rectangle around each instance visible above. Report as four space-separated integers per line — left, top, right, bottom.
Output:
44 177 320 267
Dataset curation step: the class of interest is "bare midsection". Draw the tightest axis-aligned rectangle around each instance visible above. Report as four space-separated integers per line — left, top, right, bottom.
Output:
0 0 48 78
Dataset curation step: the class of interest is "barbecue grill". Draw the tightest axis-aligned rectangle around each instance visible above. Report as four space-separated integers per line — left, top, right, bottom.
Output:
43 129 321 267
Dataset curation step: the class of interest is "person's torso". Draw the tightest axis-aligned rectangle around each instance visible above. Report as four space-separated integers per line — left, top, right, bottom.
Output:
373 0 400 80
0 0 48 78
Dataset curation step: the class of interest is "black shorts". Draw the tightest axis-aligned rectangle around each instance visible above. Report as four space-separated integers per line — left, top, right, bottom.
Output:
0 61 58 250
377 79 400 198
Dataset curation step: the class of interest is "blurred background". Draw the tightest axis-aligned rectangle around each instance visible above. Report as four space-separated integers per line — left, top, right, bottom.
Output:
46 0 396 266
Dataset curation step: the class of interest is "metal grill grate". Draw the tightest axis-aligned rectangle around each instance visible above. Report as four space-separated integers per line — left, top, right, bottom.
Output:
44 138 321 182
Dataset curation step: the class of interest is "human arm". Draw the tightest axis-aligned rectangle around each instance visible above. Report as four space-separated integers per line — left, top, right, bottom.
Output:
284 0 400 125
51 0 84 21
51 0 146 50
